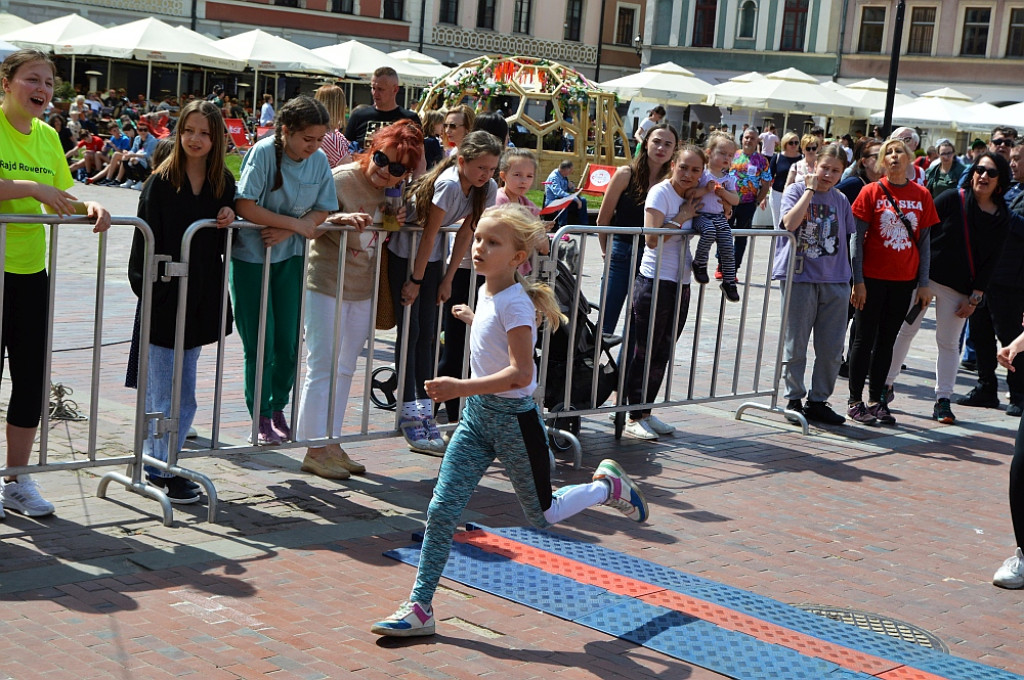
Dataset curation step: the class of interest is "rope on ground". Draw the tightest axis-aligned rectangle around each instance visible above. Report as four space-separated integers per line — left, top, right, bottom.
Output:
50 382 87 421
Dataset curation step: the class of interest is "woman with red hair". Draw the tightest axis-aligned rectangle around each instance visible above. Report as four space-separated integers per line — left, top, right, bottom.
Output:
296 120 423 479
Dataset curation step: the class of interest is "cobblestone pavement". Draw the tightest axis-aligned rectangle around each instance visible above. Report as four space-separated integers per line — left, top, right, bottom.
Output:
0 184 1021 679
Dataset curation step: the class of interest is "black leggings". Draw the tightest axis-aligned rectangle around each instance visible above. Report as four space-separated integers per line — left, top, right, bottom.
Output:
436 268 483 421
1010 413 1024 549
1 270 49 427
848 277 916 404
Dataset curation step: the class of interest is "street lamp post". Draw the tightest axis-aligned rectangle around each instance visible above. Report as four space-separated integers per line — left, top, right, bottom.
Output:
882 0 907 137
634 34 644 70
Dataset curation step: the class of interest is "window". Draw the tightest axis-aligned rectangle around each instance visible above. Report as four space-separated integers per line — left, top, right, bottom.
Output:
513 0 532 33
907 6 936 54
331 0 353 12
615 7 636 45
1008 8 1024 56
383 0 404 20
692 0 717 47
477 0 495 28
439 0 458 24
564 0 583 41
274 0 299 7
961 7 991 55
780 0 808 51
737 1 757 39
653 0 673 44
858 7 886 52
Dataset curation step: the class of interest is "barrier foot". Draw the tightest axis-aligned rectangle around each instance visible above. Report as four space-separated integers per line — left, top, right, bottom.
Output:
735 401 809 436
547 427 582 469
97 471 175 527
141 455 219 523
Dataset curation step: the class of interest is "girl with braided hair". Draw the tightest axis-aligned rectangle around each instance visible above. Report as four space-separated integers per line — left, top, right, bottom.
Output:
231 95 338 446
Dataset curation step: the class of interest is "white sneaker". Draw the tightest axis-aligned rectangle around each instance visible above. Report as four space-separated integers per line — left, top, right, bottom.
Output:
623 418 658 440
645 414 676 435
371 600 435 637
186 426 198 439
593 458 649 522
0 475 55 517
993 547 1024 589
0 500 5 520
131 180 144 190
120 180 134 188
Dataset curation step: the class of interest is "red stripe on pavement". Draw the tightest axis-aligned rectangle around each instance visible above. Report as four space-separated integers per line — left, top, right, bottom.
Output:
454 530 950 680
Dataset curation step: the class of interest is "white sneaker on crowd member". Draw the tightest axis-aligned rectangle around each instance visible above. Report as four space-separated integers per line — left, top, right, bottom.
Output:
0 475 55 517
993 547 1024 589
644 414 675 436
623 418 658 440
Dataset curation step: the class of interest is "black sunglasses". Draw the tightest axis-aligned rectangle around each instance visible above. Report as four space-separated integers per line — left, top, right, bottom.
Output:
372 150 408 177
992 137 1015 147
786 140 799 145
973 165 999 178
443 122 462 130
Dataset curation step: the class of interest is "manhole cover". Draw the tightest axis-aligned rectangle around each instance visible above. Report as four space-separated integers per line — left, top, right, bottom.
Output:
795 605 948 652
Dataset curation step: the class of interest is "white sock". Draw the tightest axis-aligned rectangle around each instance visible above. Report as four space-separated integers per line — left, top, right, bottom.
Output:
543 481 609 524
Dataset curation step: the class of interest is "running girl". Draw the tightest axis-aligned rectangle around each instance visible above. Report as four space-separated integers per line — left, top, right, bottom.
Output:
690 132 740 301
232 96 337 446
389 130 501 454
128 100 236 503
371 203 649 637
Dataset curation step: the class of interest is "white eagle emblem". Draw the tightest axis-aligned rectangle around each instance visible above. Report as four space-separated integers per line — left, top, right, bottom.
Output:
878 209 915 251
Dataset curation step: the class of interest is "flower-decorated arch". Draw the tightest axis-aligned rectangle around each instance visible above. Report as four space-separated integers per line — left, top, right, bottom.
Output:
416 55 632 180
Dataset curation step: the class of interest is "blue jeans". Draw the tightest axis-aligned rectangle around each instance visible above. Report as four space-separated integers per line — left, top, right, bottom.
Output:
602 236 645 336
143 344 200 479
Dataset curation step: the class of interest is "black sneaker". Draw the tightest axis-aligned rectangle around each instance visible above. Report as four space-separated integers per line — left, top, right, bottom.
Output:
1008 402 1024 417
847 401 877 425
955 387 999 409
721 281 740 302
804 401 846 425
867 400 896 425
784 398 804 424
693 263 709 284
147 475 201 504
838 360 849 379
932 398 956 424
960 359 977 372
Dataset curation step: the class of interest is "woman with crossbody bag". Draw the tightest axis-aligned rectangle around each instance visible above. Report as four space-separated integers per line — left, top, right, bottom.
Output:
847 138 938 426
884 152 1011 425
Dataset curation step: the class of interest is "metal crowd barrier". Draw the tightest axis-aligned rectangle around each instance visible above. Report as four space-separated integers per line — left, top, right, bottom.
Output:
0 214 158 495
535 224 800 439
0 213 798 527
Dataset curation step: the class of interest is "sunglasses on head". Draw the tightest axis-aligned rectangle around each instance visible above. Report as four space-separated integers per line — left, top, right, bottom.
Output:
992 137 1015 147
973 165 999 178
372 150 408 177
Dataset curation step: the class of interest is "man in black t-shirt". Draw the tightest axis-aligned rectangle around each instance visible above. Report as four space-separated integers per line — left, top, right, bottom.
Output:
344 67 421 151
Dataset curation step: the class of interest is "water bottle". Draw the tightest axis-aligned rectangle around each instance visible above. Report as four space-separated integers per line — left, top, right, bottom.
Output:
382 186 403 232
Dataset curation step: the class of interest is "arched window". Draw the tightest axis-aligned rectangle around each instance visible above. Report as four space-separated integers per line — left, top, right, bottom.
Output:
737 1 757 39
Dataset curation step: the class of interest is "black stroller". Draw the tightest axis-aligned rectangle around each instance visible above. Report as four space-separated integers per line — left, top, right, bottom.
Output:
536 258 619 450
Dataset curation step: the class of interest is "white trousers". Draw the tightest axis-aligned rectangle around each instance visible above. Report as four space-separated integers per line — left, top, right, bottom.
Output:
887 280 968 400
296 290 372 440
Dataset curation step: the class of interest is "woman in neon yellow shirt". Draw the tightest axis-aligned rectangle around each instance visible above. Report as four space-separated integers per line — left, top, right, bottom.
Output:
0 49 109 519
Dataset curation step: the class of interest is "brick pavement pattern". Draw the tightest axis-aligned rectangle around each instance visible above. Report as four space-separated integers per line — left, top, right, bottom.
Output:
1 185 1022 678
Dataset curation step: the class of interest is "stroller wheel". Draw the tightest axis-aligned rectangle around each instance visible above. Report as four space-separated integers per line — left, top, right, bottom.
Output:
370 365 398 410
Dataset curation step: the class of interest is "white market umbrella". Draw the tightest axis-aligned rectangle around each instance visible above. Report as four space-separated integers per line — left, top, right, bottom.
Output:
4 15 106 95
599 61 713 105
62 18 245 102
215 29 342 77
313 41 431 86
710 67 869 118
919 86 973 102
841 77 914 111
0 12 31 36
388 48 449 80
957 102 1007 132
997 100 1024 123
869 96 971 135
0 38 18 59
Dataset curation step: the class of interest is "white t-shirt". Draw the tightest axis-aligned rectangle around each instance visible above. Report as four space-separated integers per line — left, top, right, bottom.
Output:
637 116 656 141
640 178 694 284
470 283 537 399
389 164 497 262
759 131 779 156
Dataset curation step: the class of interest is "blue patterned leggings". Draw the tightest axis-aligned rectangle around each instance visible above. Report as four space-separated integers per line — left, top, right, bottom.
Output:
411 394 553 605
693 212 736 283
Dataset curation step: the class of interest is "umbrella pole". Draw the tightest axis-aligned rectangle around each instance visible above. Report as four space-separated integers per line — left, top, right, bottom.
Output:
202 69 207 95
70 55 75 90
176 64 182 99
255 67 259 98
783 111 790 134
107 59 111 92
146 61 152 108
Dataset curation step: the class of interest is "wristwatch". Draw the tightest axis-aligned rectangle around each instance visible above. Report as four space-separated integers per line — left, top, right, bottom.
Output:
968 292 983 306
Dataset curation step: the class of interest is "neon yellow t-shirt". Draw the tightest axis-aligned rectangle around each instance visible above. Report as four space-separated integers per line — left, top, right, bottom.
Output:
0 108 74 274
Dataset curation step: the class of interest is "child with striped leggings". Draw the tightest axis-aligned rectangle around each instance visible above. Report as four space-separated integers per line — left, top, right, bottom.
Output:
371 203 650 637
